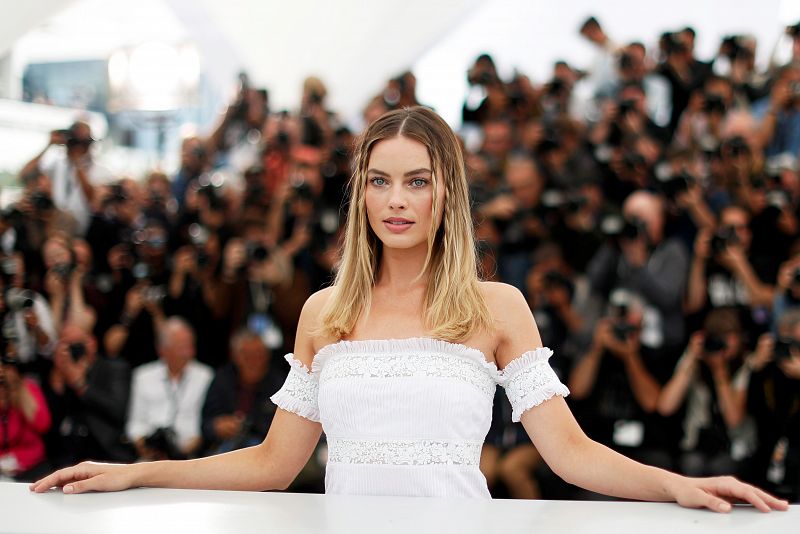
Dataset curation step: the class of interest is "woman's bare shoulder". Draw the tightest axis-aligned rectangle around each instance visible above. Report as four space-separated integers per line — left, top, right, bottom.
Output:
478 281 541 365
478 280 527 313
295 286 338 363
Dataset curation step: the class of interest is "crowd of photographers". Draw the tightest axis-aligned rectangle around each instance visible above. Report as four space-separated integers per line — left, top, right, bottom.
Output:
1 15 799 502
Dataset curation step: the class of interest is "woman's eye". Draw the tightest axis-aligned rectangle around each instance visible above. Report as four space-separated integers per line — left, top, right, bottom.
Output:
370 177 386 186
411 178 428 187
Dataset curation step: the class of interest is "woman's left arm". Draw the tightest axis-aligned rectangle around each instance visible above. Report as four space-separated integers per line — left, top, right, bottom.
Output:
489 281 788 513
520 396 786 512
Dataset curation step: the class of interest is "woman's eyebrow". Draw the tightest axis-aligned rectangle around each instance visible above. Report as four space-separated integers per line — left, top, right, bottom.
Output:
366 168 432 177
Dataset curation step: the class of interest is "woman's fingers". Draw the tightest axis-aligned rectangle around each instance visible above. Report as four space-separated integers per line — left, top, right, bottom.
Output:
29 462 97 493
711 477 789 512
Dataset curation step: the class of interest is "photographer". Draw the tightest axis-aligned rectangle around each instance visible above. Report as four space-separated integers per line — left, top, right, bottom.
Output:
568 290 672 473
43 323 133 468
657 309 754 477
41 236 96 334
685 205 775 337
207 74 269 174
478 155 547 295
126 317 212 461
0 285 57 367
587 191 689 353
617 43 672 128
771 254 800 334
20 121 111 235
0 351 51 481
462 54 508 125
171 136 209 211
211 228 292 350
754 63 800 157
746 308 800 501
200 330 284 455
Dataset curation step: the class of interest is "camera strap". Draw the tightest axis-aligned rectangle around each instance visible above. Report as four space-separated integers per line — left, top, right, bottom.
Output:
163 373 187 429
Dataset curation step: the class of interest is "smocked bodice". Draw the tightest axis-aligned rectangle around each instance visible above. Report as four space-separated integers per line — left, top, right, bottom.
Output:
271 337 569 499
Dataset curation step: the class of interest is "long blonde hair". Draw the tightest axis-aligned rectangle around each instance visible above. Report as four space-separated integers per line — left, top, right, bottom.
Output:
319 107 493 342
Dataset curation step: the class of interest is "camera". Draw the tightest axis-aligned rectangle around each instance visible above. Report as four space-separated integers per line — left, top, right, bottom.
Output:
618 99 637 116
141 286 166 306
143 427 186 460
659 170 693 200
608 289 637 341
622 151 646 172
52 262 75 280
703 334 727 354
198 184 226 211
773 337 798 362
703 94 727 115
291 181 314 201
6 288 35 313
30 191 54 211
710 225 739 254
54 127 93 149
68 342 86 362
105 183 128 206
723 136 750 158
246 242 270 263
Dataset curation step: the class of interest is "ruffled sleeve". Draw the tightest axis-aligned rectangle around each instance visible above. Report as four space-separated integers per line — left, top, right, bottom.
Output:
270 354 320 422
498 347 570 422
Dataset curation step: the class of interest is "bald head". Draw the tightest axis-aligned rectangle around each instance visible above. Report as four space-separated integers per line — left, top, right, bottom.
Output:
623 191 665 244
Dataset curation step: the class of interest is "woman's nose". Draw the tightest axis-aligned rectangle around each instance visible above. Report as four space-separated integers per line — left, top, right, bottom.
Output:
388 186 407 210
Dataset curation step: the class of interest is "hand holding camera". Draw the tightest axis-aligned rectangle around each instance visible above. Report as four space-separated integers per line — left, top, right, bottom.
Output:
53 341 89 392
222 238 247 279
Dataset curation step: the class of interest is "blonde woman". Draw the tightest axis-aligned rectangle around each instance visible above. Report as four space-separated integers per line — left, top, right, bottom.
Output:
31 107 787 513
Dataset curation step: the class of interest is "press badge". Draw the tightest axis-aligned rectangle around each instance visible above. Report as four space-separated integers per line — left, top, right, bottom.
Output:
613 420 644 447
248 313 283 350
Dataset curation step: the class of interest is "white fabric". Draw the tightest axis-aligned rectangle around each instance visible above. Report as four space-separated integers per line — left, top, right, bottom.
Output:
270 337 569 499
39 148 113 235
126 360 213 451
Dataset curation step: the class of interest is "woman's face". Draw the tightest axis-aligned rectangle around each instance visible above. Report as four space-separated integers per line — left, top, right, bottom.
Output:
365 136 444 253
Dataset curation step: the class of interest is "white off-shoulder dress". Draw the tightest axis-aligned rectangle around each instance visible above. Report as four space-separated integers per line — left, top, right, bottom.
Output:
270 337 569 499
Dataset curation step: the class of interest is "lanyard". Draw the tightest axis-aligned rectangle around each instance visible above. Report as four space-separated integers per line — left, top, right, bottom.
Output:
163 373 186 428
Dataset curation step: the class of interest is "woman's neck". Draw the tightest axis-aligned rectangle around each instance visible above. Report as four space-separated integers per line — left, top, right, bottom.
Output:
375 245 430 293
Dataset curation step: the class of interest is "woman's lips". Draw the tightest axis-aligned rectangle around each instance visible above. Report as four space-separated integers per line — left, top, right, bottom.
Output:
383 219 414 233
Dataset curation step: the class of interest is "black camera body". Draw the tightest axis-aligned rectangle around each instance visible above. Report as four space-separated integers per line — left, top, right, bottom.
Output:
30 191 54 211
68 342 86 362
711 225 739 255
703 334 728 354
773 337 798 362
52 262 75 281
246 242 269 263
144 427 186 460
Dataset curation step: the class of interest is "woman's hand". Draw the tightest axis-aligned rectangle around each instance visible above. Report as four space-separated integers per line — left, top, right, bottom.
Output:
29 461 138 494
669 475 789 513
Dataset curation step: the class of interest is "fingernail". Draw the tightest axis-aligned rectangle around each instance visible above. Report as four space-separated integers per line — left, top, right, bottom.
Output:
719 502 730 512
64 485 74 494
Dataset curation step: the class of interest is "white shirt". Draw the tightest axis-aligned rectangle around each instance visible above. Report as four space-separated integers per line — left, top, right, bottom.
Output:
39 148 112 235
126 360 214 451
271 337 569 499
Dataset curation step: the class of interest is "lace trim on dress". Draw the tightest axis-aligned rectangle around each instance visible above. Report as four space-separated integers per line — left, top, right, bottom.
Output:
318 352 497 398
312 337 500 379
498 347 570 422
327 437 482 466
269 353 320 422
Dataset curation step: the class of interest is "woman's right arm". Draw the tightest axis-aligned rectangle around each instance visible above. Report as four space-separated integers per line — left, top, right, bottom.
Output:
30 410 321 493
31 288 332 494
